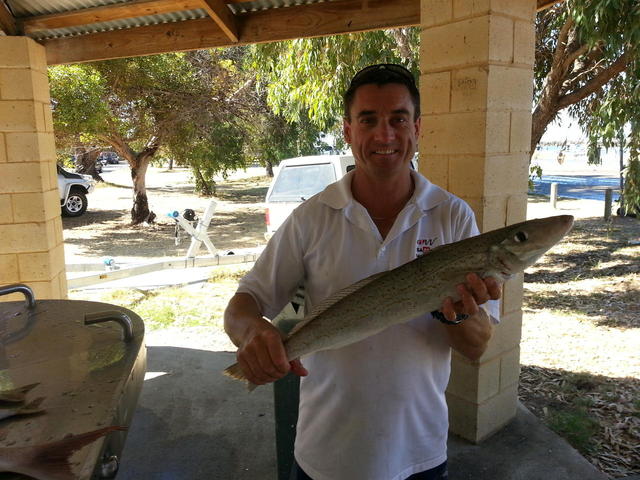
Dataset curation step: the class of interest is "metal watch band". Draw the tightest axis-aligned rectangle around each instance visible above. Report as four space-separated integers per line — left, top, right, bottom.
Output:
431 310 469 325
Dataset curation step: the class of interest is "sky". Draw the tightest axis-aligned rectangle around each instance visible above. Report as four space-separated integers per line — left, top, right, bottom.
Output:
540 111 587 144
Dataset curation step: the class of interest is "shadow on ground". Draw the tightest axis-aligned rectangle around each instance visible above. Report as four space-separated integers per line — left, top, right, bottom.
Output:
63 208 265 260
117 347 611 480
519 365 639 478
118 347 276 480
523 216 640 329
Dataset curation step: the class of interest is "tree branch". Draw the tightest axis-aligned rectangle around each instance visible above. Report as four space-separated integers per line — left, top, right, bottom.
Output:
389 28 413 62
557 50 631 109
561 43 591 74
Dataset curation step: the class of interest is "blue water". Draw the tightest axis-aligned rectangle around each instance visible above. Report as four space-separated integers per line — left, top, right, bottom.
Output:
530 175 621 201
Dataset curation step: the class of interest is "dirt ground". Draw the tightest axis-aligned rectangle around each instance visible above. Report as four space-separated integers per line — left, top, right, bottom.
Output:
63 164 269 265
63 164 640 478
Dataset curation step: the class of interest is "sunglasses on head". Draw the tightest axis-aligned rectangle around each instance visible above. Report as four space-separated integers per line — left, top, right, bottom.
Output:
349 64 416 87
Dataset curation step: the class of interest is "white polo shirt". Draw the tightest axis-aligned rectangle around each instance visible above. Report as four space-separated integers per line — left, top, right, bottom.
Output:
238 170 499 480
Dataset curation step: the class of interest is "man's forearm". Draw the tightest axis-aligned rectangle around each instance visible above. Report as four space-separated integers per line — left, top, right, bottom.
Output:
443 307 493 361
224 292 264 347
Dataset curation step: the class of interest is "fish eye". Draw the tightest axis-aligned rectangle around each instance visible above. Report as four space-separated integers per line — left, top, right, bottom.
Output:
514 231 528 242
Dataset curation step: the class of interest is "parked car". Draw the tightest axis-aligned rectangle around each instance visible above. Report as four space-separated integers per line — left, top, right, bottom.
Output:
99 151 120 164
57 165 95 217
264 155 355 240
264 154 418 240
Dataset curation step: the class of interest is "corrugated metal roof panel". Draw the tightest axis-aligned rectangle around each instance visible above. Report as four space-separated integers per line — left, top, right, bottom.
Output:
229 0 333 14
27 9 210 40
6 0 336 18
5 0 338 40
6 0 124 17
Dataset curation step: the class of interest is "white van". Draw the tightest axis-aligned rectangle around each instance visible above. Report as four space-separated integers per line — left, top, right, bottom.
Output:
264 155 355 240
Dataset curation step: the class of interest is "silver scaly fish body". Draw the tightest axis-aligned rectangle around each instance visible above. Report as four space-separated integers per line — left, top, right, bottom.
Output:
224 215 574 390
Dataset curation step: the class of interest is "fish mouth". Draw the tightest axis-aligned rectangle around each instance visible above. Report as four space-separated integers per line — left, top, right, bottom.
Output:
498 257 513 276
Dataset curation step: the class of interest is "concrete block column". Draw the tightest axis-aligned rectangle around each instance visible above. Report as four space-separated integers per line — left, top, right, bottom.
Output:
419 0 536 442
0 36 67 301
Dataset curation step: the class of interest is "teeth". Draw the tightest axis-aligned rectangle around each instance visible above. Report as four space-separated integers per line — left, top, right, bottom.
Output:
375 150 395 154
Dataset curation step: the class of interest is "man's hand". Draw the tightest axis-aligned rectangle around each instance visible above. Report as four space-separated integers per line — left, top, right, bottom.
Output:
224 293 307 386
441 273 501 321
236 320 308 386
439 273 502 360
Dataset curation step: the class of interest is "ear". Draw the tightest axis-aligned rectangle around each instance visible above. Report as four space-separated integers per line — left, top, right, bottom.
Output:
343 118 352 144
413 116 421 137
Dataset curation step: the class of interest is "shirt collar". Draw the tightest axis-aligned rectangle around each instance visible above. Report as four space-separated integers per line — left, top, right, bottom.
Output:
319 169 451 213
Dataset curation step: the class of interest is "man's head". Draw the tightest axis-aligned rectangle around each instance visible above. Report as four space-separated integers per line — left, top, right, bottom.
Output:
343 64 420 122
342 64 420 180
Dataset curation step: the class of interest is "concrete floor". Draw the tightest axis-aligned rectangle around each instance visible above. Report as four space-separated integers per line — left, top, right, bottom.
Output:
117 346 608 480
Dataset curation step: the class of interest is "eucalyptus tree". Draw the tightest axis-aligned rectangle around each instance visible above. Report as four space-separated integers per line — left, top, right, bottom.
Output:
252 2 640 210
534 0 640 213
49 50 250 224
249 28 419 133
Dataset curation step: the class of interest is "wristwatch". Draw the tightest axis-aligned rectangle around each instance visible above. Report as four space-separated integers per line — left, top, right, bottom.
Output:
431 310 469 325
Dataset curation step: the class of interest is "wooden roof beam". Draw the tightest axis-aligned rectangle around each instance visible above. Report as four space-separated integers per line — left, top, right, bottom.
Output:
198 0 239 43
0 1 19 35
21 0 204 34
43 0 420 65
537 0 564 12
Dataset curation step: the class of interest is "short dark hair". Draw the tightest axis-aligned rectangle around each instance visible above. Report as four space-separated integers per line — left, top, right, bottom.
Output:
343 64 420 121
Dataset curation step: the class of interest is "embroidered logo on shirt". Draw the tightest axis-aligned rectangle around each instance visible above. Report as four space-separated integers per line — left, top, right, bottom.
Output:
416 237 438 256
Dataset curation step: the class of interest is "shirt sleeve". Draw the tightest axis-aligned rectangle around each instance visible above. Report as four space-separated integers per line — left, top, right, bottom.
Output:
236 209 306 320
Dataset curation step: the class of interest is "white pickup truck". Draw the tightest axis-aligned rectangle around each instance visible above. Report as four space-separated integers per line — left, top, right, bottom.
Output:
264 155 355 240
57 164 95 217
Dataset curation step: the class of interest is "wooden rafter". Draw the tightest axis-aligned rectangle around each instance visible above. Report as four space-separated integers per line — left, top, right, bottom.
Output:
43 0 420 65
21 0 204 34
198 0 238 42
0 1 18 35
537 0 563 12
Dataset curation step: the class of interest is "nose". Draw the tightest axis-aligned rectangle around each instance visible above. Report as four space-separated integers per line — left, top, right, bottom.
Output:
373 121 395 142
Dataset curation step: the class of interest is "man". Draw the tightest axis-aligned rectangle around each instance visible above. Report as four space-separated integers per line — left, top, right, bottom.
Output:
224 64 501 480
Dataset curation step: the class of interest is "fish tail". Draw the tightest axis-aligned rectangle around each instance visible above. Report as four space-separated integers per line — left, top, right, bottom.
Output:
0 383 40 403
33 426 126 475
4 396 46 420
223 363 258 392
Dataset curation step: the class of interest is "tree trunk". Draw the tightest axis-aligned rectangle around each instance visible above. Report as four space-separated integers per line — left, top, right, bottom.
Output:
74 147 103 181
265 160 274 177
193 166 215 196
130 149 161 225
390 28 413 62
529 10 631 161
101 134 160 225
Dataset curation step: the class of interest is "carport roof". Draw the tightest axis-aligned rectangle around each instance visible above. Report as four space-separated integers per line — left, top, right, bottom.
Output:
0 0 559 65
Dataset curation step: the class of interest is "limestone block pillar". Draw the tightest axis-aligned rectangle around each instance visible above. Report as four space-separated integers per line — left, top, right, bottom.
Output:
419 0 536 442
0 37 67 300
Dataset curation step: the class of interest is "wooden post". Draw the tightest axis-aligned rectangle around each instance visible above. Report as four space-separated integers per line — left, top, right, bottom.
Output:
604 188 613 220
550 182 558 209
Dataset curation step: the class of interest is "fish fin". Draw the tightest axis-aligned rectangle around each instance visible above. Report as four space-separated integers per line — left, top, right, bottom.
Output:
223 362 246 381
0 397 46 422
286 270 387 338
32 426 126 476
16 396 46 416
222 363 259 392
0 383 40 404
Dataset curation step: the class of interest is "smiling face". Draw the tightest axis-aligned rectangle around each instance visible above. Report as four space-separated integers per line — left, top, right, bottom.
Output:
343 83 420 180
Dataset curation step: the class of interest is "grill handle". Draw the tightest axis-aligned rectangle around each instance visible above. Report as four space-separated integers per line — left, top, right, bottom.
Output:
84 311 134 343
0 284 36 309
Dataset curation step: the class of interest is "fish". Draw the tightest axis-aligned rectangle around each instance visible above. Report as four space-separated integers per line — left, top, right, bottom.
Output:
0 396 45 421
0 384 39 404
223 214 574 391
0 426 126 480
